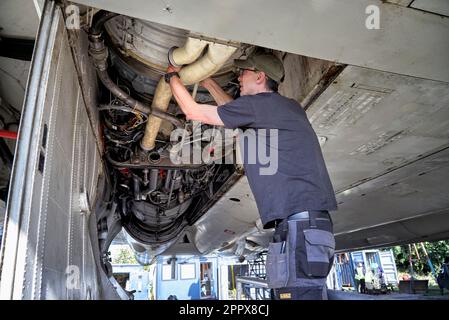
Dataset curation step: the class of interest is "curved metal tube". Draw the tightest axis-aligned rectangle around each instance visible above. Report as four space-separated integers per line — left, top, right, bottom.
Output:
140 78 173 150
97 69 149 113
98 104 147 114
141 40 237 150
96 69 183 128
89 10 183 129
180 43 237 85
168 37 208 67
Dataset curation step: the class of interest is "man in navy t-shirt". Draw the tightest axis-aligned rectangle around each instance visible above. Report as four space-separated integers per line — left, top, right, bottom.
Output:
165 52 337 300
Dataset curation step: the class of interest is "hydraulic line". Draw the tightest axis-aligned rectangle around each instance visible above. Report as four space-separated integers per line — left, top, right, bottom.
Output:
88 10 183 130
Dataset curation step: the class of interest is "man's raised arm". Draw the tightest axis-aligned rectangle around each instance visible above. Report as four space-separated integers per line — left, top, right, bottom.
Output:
200 78 234 106
167 66 224 126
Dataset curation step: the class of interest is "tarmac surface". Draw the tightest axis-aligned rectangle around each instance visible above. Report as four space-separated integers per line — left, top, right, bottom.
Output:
328 290 449 300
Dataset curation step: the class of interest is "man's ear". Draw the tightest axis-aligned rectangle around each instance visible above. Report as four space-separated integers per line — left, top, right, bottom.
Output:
256 71 266 84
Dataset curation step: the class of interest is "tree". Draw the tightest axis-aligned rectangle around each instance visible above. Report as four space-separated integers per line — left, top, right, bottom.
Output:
112 247 138 265
391 240 449 275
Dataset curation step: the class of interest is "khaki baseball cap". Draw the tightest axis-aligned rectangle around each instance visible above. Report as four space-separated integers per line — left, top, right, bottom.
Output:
234 53 285 83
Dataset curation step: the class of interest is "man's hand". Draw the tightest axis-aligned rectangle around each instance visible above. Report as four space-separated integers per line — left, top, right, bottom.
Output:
167 64 181 73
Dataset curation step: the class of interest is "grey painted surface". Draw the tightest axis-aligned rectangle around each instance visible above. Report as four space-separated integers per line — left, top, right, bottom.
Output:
192 176 272 256
72 0 449 82
307 66 449 250
412 0 449 16
386 1 414 7
0 57 30 112
307 66 449 193
0 0 39 38
0 5 108 299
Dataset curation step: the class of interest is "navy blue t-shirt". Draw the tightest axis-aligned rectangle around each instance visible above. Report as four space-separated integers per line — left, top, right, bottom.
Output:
217 92 337 228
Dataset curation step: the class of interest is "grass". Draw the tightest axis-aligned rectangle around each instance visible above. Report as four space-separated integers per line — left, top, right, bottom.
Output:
423 286 449 296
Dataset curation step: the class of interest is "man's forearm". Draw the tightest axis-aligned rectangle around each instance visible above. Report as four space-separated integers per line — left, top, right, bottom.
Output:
170 76 197 117
202 78 233 105
169 76 224 126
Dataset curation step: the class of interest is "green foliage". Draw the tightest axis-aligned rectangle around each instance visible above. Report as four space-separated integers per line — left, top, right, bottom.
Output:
112 247 138 265
391 240 449 275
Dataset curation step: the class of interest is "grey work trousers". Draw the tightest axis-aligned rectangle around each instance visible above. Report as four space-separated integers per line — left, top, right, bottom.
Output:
267 210 335 300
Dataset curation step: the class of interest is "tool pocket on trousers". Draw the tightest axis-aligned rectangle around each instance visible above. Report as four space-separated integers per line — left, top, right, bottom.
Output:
266 242 288 288
303 229 335 278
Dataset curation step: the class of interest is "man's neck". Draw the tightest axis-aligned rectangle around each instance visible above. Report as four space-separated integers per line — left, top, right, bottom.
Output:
253 88 274 95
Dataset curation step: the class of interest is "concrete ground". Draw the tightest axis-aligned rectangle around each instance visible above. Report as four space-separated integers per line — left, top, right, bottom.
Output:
328 289 449 300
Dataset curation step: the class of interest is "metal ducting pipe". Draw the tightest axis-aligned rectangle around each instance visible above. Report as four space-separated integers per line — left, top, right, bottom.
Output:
149 168 159 191
141 39 237 150
96 70 183 128
141 168 159 196
88 10 184 130
133 175 141 200
168 37 208 67
140 79 175 150
179 43 237 85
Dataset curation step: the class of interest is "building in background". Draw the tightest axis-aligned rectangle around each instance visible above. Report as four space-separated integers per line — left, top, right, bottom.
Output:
153 255 218 300
329 249 399 293
112 264 150 300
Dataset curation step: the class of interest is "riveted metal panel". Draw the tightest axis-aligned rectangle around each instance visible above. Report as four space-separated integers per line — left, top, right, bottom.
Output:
412 0 449 17
0 3 107 299
307 66 449 193
193 176 272 255
307 66 449 250
72 0 449 82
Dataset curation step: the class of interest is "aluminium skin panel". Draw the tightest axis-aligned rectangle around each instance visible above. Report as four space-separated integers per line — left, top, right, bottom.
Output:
0 3 111 299
72 0 449 82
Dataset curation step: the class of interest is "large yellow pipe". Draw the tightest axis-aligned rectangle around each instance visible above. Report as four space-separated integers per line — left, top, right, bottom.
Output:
168 37 208 67
179 43 237 85
141 39 237 151
141 79 173 150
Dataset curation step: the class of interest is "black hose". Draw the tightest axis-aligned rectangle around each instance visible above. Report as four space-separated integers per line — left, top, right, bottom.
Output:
97 70 183 128
90 11 118 36
90 11 184 129
97 69 149 113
